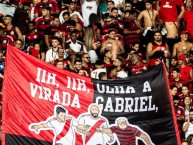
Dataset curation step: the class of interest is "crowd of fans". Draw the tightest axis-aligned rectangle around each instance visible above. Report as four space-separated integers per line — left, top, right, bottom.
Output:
1 0 193 143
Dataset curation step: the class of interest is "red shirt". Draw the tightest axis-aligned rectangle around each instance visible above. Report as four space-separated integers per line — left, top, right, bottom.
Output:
4 26 18 40
159 0 184 22
183 9 193 39
35 16 52 37
123 19 140 46
110 125 142 145
149 42 167 66
179 65 192 82
25 32 40 45
34 0 59 16
0 35 14 50
130 63 148 75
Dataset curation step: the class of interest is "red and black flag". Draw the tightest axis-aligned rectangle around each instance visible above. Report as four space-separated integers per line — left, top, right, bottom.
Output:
2 45 180 145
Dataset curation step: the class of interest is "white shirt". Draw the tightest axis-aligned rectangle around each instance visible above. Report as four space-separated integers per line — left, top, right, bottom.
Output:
90 68 106 79
45 48 59 62
66 40 86 53
59 10 83 24
47 116 78 145
81 0 98 27
183 122 193 139
78 114 108 145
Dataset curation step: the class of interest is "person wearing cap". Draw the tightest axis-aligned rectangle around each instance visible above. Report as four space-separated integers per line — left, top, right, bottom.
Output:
157 0 185 53
172 30 193 57
137 0 159 47
34 0 59 19
177 54 193 90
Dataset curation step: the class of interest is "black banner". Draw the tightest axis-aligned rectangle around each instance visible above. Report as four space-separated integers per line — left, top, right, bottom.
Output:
92 64 180 145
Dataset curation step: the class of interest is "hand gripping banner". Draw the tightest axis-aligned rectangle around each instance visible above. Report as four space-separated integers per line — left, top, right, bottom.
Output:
2 45 181 145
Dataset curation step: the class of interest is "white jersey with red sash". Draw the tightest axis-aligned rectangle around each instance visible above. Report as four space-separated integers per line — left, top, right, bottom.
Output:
47 116 78 145
78 114 108 145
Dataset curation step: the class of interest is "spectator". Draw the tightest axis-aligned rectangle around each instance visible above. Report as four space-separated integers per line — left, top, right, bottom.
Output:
183 96 193 121
0 26 14 51
123 10 141 52
172 30 193 57
72 59 83 73
28 43 45 61
129 51 148 75
34 0 59 19
65 31 85 65
101 29 125 60
13 2 29 35
90 60 106 79
179 85 193 106
183 109 193 139
146 30 170 66
137 0 159 47
35 5 53 50
80 0 99 27
84 25 99 63
157 0 185 53
169 56 178 76
59 0 83 25
25 21 40 48
77 69 86 76
108 65 117 79
173 95 185 137
170 85 178 97
177 54 193 86
98 72 108 80
55 61 65 69
45 37 61 64
170 68 187 94
14 39 23 50
3 15 24 42
44 15 65 49
81 53 93 76
183 0 193 42
186 134 193 145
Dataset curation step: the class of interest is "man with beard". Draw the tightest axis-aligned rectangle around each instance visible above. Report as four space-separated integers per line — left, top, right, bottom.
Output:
183 109 193 139
99 117 154 145
129 52 148 75
146 30 170 66
77 104 109 145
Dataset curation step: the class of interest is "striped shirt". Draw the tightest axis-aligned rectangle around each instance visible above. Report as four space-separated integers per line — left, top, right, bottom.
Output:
110 125 142 145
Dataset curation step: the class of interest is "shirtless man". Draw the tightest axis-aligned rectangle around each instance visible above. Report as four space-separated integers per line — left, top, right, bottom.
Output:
137 0 159 31
101 29 125 60
137 0 159 46
173 30 193 57
157 0 185 52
